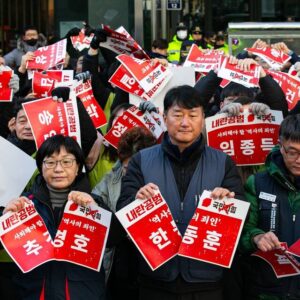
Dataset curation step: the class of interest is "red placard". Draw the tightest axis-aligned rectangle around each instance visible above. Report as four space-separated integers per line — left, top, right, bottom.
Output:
22 96 81 149
178 190 249 268
0 69 13 102
0 202 53 273
74 80 107 129
116 190 182 270
117 54 172 93
217 56 261 88
183 44 223 73
32 71 55 98
54 201 111 271
26 39 67 71
205 110 283 166
70 29 93 52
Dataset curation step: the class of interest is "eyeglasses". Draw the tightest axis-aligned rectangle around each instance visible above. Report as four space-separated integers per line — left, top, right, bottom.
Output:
281 144 300 160
43 158 76 169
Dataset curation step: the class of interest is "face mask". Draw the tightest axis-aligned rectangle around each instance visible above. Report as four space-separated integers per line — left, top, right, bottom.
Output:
25 39 38 46
177 30 187 40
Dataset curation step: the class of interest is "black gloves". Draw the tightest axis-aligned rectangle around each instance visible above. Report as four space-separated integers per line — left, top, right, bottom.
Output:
90 28 108 50
65 27 81 38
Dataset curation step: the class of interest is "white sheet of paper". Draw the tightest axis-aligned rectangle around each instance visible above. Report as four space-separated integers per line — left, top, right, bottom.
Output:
0 137 36 206
129 66 195 114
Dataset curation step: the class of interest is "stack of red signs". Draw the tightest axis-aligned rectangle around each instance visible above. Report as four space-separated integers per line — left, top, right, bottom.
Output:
26 39 67 72
253 242 300 278
245 47 291 70
104 105 163 149
218 56 261 88
183 44 224 73
0 201 111 273
74 79 107 129
205 109 283 166
266 70 300 110
70 29 93 52
116 190 182 270
101 25 149 60
178 190 250 268
0 68 13 102
22 95 81 149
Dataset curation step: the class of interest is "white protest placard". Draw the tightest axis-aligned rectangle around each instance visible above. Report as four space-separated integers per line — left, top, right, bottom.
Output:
0 137 36 206
178 190 249 268
116 190 182 270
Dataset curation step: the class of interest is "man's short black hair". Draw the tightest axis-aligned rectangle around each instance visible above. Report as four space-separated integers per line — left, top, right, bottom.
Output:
152 38 168 50
164 85 204 113
279 114 300 142
36 135 85 175
22 25 39 35
220 82 254 101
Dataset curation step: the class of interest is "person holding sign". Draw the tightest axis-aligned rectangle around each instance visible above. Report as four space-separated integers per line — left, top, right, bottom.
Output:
117 85 245 300
240 114 300 300
1 135 120 299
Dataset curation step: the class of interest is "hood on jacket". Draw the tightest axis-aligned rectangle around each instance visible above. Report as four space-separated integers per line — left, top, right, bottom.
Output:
17 33 47 53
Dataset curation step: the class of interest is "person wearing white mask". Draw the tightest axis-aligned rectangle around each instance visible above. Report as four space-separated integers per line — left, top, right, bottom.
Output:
167 22 192 65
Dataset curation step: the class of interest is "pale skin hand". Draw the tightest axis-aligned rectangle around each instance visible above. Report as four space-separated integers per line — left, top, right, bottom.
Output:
136 183 159 200
68 191 96 207
18 51 35 74
3 196 31 214
228 56 266 77
253 231 281 252
210 187 235 199
271 42 290 55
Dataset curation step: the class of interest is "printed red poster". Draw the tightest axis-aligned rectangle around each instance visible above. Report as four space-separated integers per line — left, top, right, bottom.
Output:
245 47 290 70
71 29 93 52
178 190 250 268
32 71 55 98
26 39 67 71
74 79 107 129
0 69 13 102
205 109 283 166
183 44 224 73
266 70 300 110
0 202 53 273
116 190 182 270
54 201 111 271
22 96 81 149
101 25 149 60
217 56 261 88
109 64 165 101
117 54 172 93
104 105 162 149
252 243 300 278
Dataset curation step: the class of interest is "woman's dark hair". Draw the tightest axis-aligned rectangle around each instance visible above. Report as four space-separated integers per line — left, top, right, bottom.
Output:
279 114 300 143
104 103 133 162
117 127 157 162
164 85 204 113
36 135 85 175
220 82 254 102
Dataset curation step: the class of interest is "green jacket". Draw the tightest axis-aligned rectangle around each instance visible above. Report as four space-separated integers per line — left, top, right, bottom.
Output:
167 35 193 64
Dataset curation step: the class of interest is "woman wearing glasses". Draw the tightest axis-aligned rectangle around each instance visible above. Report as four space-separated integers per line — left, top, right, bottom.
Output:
2 134 120 299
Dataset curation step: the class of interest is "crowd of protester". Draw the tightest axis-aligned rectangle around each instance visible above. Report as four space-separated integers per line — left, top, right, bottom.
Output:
0 21 300 300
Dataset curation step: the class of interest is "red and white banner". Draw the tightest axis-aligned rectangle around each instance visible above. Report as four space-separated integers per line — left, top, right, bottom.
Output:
104 105 163 149
101 25 149 60
22 95 81 149
0 202 53 273
116 190 182 270
117 54 172 93
245 47 290 70
109 64 165 101
253 242 300 278
266 70 300 110
178 190 249 268
71 29 94 52
74 80 107 129
0 69 13 102
218 57 261 88
205 109 283 166
183 45 223 73
26 39 67 71
54 201 111 271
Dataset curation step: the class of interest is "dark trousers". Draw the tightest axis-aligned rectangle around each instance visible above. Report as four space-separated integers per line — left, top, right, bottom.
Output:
0 262 19 300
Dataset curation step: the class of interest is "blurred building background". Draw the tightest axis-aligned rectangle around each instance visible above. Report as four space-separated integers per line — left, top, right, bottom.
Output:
1 0 300 55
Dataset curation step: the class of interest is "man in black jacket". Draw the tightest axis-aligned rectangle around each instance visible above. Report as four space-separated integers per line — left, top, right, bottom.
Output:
117 85 245 300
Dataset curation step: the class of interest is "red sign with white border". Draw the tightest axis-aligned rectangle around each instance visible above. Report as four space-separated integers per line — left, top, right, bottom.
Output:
116 190 182 270
22 95 81 149
178 190 250 268
205 109 283 166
